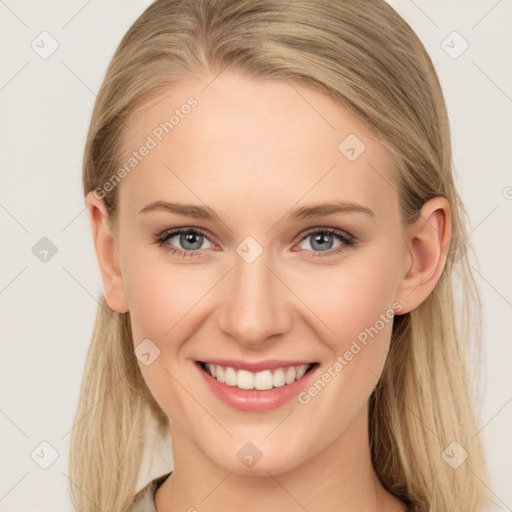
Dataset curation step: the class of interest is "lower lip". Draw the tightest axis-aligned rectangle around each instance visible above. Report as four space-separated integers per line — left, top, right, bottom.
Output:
196 362 319 412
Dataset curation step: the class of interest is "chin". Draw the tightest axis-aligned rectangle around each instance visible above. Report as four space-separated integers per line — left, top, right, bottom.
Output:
205 438 312 476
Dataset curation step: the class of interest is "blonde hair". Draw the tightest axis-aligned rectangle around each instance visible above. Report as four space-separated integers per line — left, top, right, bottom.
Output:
71 1 489 510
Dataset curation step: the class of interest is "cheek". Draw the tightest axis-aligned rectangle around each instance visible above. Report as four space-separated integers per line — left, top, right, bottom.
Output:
122 243 200 344
294 250 400 352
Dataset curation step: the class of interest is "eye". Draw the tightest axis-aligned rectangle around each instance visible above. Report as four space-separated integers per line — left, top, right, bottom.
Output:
153 227 214 258
295 228 356 257
153 226 357 259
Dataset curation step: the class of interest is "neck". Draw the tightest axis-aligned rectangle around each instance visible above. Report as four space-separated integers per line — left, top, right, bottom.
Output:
155 406 403 512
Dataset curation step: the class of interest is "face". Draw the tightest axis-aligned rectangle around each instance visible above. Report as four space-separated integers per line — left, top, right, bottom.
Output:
101 71 412 474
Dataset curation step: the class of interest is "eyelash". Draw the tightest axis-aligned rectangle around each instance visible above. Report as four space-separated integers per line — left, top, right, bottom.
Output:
152 226 357 259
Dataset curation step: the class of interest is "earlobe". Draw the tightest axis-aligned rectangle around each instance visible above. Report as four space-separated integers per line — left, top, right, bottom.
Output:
85 192 129 314
394 197 452 315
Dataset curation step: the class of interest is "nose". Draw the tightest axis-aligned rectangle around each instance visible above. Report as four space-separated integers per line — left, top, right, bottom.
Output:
216 246 292 349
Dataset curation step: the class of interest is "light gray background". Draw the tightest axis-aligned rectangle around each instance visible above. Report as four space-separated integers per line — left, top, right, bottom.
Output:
1 1 511 510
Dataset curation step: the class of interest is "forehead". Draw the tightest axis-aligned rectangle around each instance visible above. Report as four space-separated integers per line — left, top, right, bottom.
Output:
118 72 399 224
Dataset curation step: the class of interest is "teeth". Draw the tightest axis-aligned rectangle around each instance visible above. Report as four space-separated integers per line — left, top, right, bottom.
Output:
285 366 296 384
204 363 312 390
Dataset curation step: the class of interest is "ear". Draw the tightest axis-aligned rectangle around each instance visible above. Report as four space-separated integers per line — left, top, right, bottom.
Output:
85 191 129 313
394 196 452 315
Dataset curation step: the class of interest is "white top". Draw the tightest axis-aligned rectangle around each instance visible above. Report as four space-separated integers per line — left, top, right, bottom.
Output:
129 472 171 512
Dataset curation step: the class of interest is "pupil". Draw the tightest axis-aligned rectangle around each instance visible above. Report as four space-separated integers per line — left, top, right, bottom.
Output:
182 232 202 250
313 233 332 251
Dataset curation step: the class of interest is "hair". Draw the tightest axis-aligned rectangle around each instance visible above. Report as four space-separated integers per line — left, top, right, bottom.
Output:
70 1 489 510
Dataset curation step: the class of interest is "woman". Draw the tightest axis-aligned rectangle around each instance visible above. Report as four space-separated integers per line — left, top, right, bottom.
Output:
69 0 489 510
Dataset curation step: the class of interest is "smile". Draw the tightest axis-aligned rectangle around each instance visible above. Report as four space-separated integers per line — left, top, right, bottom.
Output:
196 360 320 412
202 362 313 390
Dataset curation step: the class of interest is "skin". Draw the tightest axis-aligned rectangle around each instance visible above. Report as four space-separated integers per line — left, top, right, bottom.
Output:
86 71 451 511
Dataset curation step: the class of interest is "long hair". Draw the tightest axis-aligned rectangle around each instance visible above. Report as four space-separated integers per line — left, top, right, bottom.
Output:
70 1 489 510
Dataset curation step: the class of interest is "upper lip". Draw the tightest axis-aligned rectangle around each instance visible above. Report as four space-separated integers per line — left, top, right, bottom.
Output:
198 359 317 372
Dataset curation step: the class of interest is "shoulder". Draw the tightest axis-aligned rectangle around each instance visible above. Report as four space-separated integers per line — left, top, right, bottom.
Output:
128 471 172 512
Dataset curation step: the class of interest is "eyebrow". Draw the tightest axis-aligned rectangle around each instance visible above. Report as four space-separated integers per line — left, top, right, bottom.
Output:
139 200 374 221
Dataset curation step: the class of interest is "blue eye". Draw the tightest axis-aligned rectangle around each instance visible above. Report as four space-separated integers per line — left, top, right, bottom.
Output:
296 228 356 258
154 227 213 258
153 227 356 259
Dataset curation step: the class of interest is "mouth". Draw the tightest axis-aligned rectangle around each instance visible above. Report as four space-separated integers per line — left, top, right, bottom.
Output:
195 359 319 412
197 361 318 390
